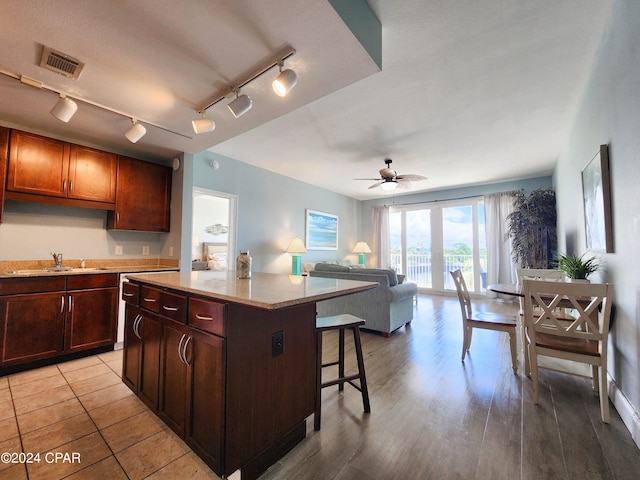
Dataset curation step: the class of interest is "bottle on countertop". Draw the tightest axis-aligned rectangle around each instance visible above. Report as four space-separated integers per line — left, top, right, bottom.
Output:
236 250 251 279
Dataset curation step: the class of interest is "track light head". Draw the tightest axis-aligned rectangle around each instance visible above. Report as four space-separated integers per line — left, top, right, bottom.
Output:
227 91 252 118
272 62 297 97
125 119 146 143
192 110 215 133
50 95 78 122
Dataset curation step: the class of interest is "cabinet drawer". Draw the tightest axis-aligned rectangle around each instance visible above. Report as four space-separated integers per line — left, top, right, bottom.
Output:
140 286 161 313
0 276 66 295
121 281 139 304
67 273 118 289
159 291 186 322
188 298 225 337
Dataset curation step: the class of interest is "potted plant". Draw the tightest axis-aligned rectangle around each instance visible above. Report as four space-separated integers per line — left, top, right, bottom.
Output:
554 253 602 281
506 188 557 268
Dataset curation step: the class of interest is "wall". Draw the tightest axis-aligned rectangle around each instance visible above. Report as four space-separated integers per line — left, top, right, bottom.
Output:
555 0 640 441
184 151 362 274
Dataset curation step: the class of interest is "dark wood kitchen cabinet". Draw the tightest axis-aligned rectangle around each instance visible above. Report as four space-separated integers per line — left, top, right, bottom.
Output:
0 274 118 374
5 130 117 208
107 155 171 232
0 127 8 224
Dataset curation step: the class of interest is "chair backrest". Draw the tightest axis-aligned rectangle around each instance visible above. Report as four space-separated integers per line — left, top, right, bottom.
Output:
450 269 472 321
522 279 613 353
516 268 565 284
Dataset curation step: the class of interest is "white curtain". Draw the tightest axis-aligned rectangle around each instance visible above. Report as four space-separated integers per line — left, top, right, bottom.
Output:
372 205 390 268
485 192 517 296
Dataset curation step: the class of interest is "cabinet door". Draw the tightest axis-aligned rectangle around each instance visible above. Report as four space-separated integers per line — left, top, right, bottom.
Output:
159 319 188 436
185 328 225 474
68 145 117 203
108 155 171 232
139 310 161 413
0 292 65 365
0 127 8 224
122 304 142 393
6 130 70 198
65 287 118 352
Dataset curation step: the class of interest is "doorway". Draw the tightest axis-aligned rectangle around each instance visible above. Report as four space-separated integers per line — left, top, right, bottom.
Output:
192 187 237 269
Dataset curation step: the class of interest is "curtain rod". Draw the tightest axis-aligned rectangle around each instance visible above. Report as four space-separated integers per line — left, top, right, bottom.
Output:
379 189 520 208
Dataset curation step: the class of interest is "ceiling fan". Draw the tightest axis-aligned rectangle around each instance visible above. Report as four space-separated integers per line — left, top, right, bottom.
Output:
355 158 427 191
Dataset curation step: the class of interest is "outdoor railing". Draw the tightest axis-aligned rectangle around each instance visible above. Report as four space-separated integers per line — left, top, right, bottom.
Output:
390 253 486 290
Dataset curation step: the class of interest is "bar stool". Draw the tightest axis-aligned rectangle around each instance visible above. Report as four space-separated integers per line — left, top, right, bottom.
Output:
315 314 371 430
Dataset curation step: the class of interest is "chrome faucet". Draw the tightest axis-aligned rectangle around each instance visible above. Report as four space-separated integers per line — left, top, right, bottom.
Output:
51 252 63 268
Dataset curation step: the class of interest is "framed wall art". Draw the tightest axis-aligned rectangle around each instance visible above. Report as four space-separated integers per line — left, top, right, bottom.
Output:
581 144 613 253
305 209 338 250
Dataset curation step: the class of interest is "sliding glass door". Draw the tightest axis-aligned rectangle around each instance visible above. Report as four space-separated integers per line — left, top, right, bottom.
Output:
389 198 486 293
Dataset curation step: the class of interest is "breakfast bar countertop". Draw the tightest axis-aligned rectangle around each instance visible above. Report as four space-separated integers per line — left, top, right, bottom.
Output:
125 270 378 310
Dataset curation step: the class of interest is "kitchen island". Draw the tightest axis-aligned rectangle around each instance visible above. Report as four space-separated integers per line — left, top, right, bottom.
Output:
122 271 377 480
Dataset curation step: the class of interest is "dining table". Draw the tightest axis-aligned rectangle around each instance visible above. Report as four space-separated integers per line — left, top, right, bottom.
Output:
488 283 523 297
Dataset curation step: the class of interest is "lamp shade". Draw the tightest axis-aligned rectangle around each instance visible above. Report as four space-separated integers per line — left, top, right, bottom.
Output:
272 68 297 97
287 237 307 254
227 94 252 118
380 180 398 191
50 96 78 122
352 241 372 254
125 121 146 143
192 116 215 133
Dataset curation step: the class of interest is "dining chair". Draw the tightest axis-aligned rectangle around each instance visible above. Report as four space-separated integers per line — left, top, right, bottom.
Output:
450 269 518 374
522 279 613 423
515 268 572 375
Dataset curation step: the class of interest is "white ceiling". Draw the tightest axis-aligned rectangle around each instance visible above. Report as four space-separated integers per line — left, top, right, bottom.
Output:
0 0 613 200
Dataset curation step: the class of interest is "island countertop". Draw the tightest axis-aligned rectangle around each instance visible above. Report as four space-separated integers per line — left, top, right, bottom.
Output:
124 270 378 310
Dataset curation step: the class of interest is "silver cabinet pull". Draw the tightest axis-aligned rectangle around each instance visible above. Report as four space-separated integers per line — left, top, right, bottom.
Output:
195 314 213 321
123 292 134 297
178 334 187 364
62 179 66 192
143 297 157 303
60 295 65 314
69 180 73 192
68 295 73 313
162 305 179 312
133 314 142 340
182 336 192 366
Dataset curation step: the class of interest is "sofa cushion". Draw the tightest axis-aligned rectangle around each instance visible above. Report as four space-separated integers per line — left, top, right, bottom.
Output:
388 281 418 302
357 268 398 286
314 263 351 273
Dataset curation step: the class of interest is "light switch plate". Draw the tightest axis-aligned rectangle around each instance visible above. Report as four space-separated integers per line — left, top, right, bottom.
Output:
115 245 123 256
142 246 150 255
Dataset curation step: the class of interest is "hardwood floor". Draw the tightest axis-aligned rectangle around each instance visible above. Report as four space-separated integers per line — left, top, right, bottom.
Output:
262 294 640 480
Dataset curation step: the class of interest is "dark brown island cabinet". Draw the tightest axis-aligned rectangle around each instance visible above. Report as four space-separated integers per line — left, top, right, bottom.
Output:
121 271 376 480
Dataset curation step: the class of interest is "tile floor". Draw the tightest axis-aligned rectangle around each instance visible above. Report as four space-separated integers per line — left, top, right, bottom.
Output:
0 349 220 480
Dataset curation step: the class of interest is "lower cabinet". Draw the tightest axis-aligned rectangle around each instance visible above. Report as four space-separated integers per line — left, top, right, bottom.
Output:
0 291 65 365
159 319 225 472
65 286 118 352
122 304 161 412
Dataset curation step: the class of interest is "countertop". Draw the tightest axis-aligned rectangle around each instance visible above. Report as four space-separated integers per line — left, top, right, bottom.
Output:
0 259 178 279
125 270 378 310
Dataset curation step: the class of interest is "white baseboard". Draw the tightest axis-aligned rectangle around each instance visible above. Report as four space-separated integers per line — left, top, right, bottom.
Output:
609 374 640 449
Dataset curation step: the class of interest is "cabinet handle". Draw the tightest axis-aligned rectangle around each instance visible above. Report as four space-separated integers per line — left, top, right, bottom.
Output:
68 295 73 313
116 212 120 224
195 313 213 321
62 179 66 192
162 305 179 312
60 295 65 314
182 336 192 366
69 180 73 192
123 292 134 297
133 314 142 339
143 297 157 303
178 334 187 364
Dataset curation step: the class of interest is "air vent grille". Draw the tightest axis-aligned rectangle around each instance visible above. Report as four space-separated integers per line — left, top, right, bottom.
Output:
39 46 84 79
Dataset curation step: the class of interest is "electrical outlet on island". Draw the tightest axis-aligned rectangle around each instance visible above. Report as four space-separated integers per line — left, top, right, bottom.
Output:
115 245 123 256
142 245 150 256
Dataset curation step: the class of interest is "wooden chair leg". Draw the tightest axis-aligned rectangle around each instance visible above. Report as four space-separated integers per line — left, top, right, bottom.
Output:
598 365 610 423
508 331 518 374
338 329 345 392
352 326 370 413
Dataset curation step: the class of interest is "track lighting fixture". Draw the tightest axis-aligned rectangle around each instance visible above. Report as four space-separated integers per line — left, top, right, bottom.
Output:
227 90 252 118
192 110 216 133
50 94 78 122
272 60 298 97
125 119 146 143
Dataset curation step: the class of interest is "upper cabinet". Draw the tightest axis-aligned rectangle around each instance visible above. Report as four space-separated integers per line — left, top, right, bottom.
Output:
107 155 171 232
0 127 8 223
6 130 116 209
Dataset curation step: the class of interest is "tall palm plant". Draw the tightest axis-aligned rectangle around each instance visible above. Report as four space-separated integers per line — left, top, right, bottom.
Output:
506 188 557 268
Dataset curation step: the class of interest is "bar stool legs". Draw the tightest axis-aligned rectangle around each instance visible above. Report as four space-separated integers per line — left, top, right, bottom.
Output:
315 314 371 431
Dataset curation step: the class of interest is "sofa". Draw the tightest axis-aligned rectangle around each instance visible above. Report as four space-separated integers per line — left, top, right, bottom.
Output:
308 263 418 336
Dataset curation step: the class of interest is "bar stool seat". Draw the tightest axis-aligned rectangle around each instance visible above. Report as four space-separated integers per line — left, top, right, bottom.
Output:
315 314 371 430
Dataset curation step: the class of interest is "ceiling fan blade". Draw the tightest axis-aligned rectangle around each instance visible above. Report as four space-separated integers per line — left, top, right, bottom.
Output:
368 181 383 189
396 174 427 181
396 181 411 190
354 177 382 181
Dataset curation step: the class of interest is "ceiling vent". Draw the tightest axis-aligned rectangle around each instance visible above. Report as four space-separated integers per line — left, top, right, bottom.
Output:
39 46 84 80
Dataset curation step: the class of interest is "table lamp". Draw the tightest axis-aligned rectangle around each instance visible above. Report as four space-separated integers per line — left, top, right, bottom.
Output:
352 241 371 266
287 237 307 275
